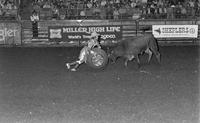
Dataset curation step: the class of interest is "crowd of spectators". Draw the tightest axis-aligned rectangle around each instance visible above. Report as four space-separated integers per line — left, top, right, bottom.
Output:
0 0 18 19
31 0 200 20
143 0 200 19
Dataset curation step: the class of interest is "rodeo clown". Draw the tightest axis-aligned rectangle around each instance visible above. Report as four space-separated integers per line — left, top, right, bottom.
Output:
65 30 101 71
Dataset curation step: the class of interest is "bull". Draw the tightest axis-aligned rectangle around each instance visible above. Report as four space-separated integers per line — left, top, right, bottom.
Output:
107 34 161 68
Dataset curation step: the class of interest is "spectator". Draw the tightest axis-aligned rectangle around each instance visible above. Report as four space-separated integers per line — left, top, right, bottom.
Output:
186 2 192 17
0 0 4 8
0 6 4 16
158 4 167 19
92 6 101 19
65 9 72 19
30 10 39 39
80 9 86 19
115 0 120 6
113 8 119 20
195 0 200 17
175 2 182 18
87 1 92 8
11 2 17 9
188 0 195 7
157 0 163 7
150 3 156 16
132 6 141 20
59 6 66 20
37 0 44 8
194 0 199 17
100 6 106 19
131 0 137 8
43 1 51 8
181 5 187 18
33 2 41 13
5 1 12 9
29 0 200 20
118 5 127 19
163 3 167 17
52 5 59 19
167 4 174 19
140 3 147 18
86 8 93 19
106 4 113 19
92 0 98 7
100 0 107 7
146 5 151 18
77 0 84 9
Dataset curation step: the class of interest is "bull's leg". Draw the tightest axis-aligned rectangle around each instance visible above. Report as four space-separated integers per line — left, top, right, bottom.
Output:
112 57 117 64
135 55 141 68
155 52 161 64
124 58 129 67
124 55 135 67
145 48 153 64
150 48 161 64
110 55 117 64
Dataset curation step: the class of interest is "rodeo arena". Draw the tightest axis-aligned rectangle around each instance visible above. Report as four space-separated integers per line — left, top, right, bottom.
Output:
0 0 200 123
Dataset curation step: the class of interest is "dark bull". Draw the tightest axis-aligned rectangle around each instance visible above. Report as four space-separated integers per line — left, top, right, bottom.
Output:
107 34 161 67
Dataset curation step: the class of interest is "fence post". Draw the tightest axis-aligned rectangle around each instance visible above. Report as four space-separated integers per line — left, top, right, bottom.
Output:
135 19 138 36
20 20 22 46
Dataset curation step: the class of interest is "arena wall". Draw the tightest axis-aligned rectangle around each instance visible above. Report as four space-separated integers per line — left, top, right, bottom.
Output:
1 19 200 47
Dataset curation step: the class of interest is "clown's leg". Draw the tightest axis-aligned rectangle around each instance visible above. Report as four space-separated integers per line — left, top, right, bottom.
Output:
66 46 88 71
70 49 87 71
66 61 80 71
66 61 78 69
70 60 83 71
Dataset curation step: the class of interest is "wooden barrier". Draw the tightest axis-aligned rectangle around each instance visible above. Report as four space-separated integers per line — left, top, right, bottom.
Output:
21 19 200 47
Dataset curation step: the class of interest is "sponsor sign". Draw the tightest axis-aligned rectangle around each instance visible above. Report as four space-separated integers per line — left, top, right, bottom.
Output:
0 23 21 45
48 25 122 43
0 28 17 41
49 28 62 39
152 25 198 38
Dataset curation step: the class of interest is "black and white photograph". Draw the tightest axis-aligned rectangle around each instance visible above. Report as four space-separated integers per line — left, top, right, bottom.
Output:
0 0 199 123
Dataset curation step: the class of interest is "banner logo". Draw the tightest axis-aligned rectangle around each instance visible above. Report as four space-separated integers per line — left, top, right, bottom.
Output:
49 29 62 39
152 25 198 38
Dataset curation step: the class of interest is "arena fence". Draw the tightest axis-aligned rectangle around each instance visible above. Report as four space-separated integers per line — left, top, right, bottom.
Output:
0 19 199 46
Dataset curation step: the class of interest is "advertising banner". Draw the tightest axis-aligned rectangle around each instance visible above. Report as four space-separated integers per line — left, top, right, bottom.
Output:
48 25 122 43
0 22 21 45
152 25 198 38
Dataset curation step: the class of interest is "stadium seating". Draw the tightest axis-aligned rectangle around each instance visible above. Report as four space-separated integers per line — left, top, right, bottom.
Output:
19 0 200 20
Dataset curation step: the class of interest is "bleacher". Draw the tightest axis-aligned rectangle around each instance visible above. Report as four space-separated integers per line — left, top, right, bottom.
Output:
0 0 19 20
17 0 199 21
0 9 18 20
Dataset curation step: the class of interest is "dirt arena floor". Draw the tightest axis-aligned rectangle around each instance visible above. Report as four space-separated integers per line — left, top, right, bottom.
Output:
0 46 199 123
